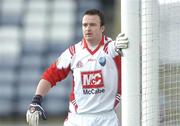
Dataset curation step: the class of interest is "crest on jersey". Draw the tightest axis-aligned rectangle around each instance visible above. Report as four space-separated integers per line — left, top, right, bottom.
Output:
76 61 83 68
98 57 106 66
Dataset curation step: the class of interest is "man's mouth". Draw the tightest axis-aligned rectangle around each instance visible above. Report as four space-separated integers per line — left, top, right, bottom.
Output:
86 33 92 36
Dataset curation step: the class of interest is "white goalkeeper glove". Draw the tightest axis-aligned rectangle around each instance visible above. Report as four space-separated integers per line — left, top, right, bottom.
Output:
114 33 129 56
26 95 47 126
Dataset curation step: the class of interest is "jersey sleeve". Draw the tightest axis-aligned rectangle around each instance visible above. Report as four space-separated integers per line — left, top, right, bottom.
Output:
42 47 73 87
107 40 120 58
105 38 122 107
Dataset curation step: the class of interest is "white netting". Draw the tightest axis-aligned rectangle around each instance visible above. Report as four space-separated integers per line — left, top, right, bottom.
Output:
141 0 180 125
159 1 180 125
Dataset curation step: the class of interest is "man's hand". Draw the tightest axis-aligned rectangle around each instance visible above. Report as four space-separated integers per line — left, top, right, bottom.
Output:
115 33 129 56
26 95 47 126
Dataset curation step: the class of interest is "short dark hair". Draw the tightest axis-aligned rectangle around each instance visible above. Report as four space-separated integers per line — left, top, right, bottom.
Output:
83 9 105 26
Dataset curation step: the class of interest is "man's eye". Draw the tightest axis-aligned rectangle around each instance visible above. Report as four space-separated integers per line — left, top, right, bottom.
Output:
90 24 96 26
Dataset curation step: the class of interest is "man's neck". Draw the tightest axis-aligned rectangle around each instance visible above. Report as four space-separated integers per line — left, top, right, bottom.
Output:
87 42 99 50
86 37 102 46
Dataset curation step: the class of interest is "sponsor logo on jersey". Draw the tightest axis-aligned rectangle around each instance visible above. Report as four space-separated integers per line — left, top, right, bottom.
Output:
88 58 96 62
81 70 104 88
83 88 105 95
98 57 106 66
81 70 105 95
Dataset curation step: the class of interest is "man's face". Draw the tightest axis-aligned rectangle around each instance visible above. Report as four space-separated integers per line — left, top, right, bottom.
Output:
82 15 105 44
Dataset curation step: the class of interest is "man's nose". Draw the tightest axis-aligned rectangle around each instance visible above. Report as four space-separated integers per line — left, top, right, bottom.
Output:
86 25 91 30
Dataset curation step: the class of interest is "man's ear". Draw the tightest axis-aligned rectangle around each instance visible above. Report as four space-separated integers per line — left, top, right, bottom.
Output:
101 26 105 33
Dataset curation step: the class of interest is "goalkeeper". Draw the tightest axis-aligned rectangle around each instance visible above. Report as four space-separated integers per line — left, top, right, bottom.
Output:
26 9 128 126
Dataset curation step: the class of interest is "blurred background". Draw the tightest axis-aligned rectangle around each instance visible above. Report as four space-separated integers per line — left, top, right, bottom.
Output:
0 0 121 125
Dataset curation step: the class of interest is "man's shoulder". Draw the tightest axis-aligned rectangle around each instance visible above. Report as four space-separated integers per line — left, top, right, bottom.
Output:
67 40 83 56
104 36 113 44
69 40 83 50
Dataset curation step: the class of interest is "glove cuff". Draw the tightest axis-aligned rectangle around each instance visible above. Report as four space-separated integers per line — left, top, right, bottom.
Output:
32 95 43 105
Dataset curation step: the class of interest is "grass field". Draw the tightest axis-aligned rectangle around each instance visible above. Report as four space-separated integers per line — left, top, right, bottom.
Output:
0 117 64 126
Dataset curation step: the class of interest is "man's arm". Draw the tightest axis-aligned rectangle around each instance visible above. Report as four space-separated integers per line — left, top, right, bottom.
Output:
26 47 73 126
26 79 51 126
35 79 51 97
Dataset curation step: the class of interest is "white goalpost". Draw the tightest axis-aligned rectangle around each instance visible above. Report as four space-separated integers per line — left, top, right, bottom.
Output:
121 0 141 126
121 0 180 126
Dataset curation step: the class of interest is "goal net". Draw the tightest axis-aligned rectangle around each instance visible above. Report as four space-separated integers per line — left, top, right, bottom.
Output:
121 0 180 126
158 0 180 125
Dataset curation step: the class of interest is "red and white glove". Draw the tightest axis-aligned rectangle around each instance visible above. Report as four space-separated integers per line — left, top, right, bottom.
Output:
26 95 47 126
114 33 129 56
